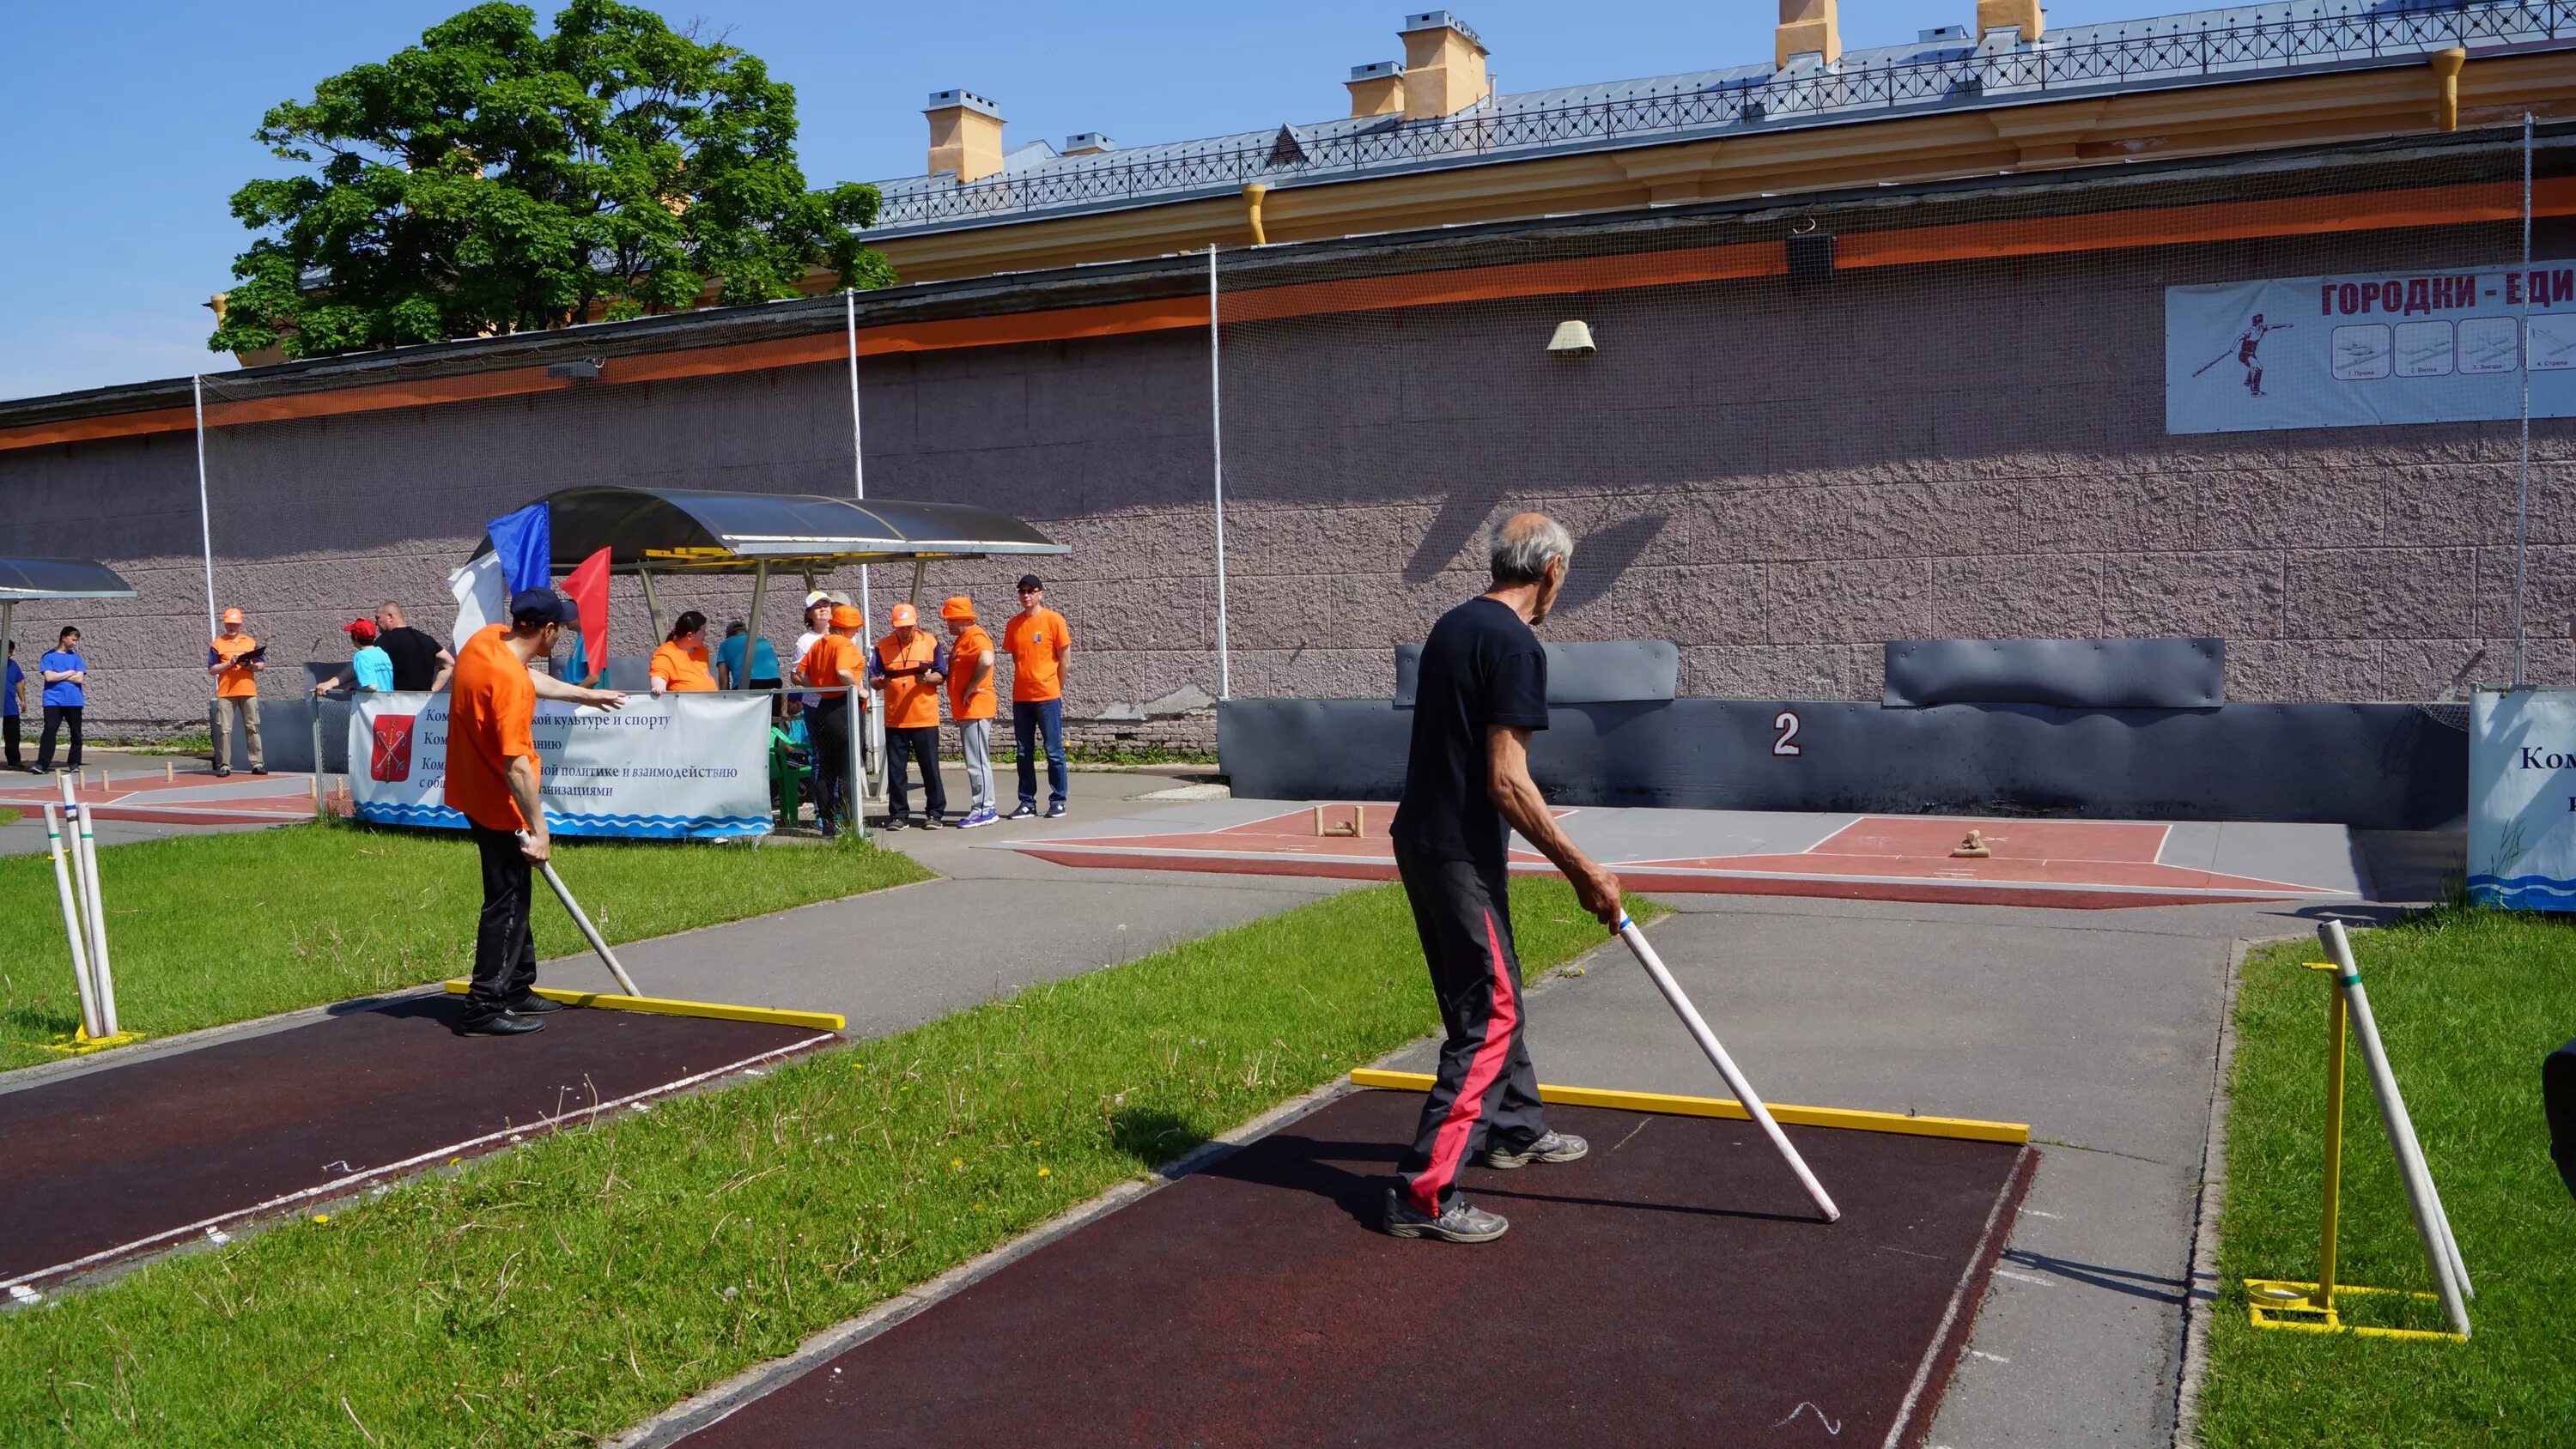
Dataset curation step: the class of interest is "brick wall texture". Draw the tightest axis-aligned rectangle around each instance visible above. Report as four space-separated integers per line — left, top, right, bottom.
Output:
3 229 2567 737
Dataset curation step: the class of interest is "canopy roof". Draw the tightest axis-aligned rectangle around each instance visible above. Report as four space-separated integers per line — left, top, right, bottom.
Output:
478 487 1069 574
0 556 139 601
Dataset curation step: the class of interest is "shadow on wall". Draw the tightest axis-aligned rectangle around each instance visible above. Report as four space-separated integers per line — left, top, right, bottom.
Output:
1400 494 1666 611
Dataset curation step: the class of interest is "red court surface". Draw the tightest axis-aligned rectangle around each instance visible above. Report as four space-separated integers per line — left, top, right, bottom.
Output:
0 770 319 828
0 997 830 1297
1008 808 2347 909
679 1090 2037 1448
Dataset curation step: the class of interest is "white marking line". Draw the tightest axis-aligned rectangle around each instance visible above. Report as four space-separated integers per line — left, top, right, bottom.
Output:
1993 1270 2055 1287
1613 864 2338 899
2019 1208 2062 1219
1880 1149 2031 1449
1771 1401 1844 1434
0 1034 821 1295
1969 1349 2012 1364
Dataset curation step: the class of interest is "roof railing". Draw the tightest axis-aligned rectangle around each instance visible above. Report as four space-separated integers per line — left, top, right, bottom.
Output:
865 0 2572 233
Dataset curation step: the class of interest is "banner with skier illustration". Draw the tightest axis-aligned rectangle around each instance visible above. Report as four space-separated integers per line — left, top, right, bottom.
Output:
2166 268 2576 433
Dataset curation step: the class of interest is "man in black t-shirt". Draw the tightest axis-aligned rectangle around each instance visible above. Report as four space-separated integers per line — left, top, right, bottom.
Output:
313 602 453 695
1382 512 1623 1245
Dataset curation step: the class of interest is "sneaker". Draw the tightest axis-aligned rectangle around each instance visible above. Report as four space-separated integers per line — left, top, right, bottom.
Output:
916 815 943 830
882 816 909 831
957 808 999 828
251 767 269 776
505 994 568 1015
1382 1186 1509 1243
1482 1131 1589 1169
1006 803 1039 820
214 767 232 778
1044 803 1068 818
458 1011 545 1037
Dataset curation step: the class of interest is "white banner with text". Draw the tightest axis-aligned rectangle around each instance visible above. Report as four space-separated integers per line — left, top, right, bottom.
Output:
2469 686 2576 912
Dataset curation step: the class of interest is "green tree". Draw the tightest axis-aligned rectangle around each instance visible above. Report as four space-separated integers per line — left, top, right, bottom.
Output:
210 1 895 359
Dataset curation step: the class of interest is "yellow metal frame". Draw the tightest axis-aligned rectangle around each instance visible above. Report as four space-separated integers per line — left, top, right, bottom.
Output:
1347 1068 2029 1143
2242 963 2464 1344
440 980 844 1032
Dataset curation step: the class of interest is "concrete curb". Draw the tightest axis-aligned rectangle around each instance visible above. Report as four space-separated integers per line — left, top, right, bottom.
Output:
2172 934 2260 1449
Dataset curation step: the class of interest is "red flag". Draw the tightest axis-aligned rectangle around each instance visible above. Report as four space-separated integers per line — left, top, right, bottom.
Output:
562 546 611 686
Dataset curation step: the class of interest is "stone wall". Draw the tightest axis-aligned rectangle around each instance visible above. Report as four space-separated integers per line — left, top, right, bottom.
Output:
1 226 2567 738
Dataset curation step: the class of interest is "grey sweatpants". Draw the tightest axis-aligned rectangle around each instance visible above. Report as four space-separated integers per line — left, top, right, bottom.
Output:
959 717 995 812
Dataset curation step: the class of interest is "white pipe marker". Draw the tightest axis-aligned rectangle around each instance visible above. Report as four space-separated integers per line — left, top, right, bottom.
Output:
519 832 641 997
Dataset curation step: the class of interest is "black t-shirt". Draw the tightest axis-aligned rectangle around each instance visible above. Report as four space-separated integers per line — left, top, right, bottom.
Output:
1390 597 1549 870
377 627 444 691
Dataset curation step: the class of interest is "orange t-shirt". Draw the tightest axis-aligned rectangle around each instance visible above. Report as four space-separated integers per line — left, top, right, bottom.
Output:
210 634 260 699
799 634 863 703
446 624 538 832
1002 607 1071 703
648 640 714 692
876 631 943 729
946 625 997 721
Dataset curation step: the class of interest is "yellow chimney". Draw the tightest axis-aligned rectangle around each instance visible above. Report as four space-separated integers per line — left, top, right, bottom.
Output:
925 89 1005 183
1777 0 1841 69
1398 12 1489 121
1346 60 1406 118
1977 0 2044 43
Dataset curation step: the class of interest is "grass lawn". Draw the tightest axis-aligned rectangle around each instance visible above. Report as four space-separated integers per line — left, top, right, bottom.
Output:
0 877 1647 1447
0 824 930 1072
2200 906 2576 1446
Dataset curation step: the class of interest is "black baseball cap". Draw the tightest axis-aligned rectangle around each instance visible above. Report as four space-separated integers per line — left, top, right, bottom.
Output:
1018 573 1044 591
510 588 574 627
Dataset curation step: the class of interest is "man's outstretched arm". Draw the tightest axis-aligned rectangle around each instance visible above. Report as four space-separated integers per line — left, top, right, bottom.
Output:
1485 724 1622 924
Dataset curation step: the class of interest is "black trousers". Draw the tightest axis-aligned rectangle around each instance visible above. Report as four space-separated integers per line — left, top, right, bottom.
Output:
2 713 18 767
889 724 946 820
807 699 854 834
36 705 80 770
1393 844 1547 1213
466 823 539 1022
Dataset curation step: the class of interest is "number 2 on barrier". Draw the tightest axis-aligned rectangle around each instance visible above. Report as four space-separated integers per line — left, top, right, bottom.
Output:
1772 710 1803 757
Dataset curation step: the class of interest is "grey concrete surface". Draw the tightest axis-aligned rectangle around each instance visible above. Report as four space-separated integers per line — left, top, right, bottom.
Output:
1381 889 2378 1449
0 753 308 855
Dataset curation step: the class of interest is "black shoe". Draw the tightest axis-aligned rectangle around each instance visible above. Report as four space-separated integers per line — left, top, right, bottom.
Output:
214 767 231 778
1006 803 1039 820
916 815 943 830
1481 1130 1589 1169
1044 803 1067 818
1382 1186 1508 1243
883 816 909 831
506 994 568 1014
459 1012 545 1037
251 766 268 776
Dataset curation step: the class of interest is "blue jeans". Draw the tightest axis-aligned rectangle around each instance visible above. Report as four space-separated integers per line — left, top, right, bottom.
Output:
1013 698 1066 809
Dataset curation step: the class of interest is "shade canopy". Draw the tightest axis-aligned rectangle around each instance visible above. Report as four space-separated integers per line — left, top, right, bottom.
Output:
0 556 139 601
475 487 1070 574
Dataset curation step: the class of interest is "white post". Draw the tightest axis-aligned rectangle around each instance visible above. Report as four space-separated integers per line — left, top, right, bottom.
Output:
847 290 872 632
1207 244 1232 700
2515 112 2535 687
848 682 868 842
42 804 102 1040
191 378 216 643
65 775 117 1037
1615 915 1839 1222
519 832 641 996
2318 921 2471 1335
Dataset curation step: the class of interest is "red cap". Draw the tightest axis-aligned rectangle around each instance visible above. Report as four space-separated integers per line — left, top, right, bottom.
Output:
343 618 379 643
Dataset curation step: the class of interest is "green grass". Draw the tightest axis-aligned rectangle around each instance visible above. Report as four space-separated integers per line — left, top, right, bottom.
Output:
2200 906 2576 1446
0 823 930 1072
0 806 17 827
0 877 1647 1446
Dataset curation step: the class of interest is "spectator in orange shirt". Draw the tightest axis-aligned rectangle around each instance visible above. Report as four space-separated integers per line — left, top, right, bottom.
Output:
447 589 627 1036
870 603 949 828
941 596 999 827
1002 574 1072 818
648 611 717 694
796 603 866 838
208 606 267 777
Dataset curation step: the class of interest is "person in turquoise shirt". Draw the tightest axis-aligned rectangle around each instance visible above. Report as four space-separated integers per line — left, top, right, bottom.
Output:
36 626 87 773
716 621 781 692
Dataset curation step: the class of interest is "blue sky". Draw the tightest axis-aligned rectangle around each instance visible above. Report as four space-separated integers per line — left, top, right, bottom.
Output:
0 1 2152 402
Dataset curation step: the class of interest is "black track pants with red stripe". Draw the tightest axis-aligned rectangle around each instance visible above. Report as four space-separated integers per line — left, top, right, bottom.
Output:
1394 845 1550 1214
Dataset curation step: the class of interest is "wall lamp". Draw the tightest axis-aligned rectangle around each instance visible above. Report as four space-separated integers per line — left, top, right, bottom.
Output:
1546 320 1597 356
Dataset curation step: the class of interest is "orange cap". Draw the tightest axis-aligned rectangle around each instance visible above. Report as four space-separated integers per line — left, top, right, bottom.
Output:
890 603 917 627
939 596 976 621
829 604 865 629
221 607 244 624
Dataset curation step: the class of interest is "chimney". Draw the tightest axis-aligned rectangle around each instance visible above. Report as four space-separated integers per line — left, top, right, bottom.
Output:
925 89 1004 183
1976 0 2043 43
1346 60 1406 118
1776 0 1841 70
1061 132 1115 155
1398 12 1489 121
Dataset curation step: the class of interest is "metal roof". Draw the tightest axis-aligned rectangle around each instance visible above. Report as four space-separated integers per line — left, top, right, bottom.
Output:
475 487 1071 574
0 557 139 601
866 0 2576 236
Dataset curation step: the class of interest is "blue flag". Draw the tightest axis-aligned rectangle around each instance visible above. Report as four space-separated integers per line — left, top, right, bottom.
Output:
485 504 550 597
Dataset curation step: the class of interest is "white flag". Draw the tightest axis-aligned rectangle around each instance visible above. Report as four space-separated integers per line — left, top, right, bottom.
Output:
447 553 508 649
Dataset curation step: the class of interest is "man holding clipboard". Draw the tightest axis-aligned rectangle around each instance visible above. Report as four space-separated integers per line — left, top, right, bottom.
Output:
208 606 268 777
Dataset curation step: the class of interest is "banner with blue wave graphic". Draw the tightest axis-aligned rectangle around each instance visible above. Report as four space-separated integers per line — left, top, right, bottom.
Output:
347 689 771 840
2469 688 2576 912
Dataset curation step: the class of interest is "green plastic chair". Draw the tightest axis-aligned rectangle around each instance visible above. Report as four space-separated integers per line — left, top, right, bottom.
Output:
769 728 811 824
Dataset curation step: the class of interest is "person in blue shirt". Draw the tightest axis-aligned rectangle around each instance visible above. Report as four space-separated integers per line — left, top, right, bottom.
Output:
3 640 23 773
36 626 87 773
716 619 784 716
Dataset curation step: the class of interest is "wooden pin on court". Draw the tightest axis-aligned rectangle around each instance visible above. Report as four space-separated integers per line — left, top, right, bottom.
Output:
1313 803 1363 839
1950 829 1991 859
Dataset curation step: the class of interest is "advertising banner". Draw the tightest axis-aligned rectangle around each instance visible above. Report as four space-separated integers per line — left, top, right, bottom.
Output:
2166 267 2576 433
348 691 771 840
2468 687 2576 912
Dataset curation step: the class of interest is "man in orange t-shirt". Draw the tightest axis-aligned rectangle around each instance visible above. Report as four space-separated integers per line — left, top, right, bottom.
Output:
870 603 949 828
208 606 266 777
1001 574 1072 818
940 597 999 827
447 589 627 1036
796 603 866 837
648 610 716 694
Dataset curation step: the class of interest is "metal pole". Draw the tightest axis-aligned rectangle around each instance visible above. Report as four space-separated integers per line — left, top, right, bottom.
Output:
193 376 217 643
2317 965 2348 1308
2516 112 2535 687
1614 915 1839 1222
42 804 102 1040
848 682 868 842
309 706 325 818
637 567 665 643
519 832 641 996
2318 921 2471 1335
908 560 925 607
69 779 117 1037
847 289 872 632
745 560 771 820
1207 244 1232 700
